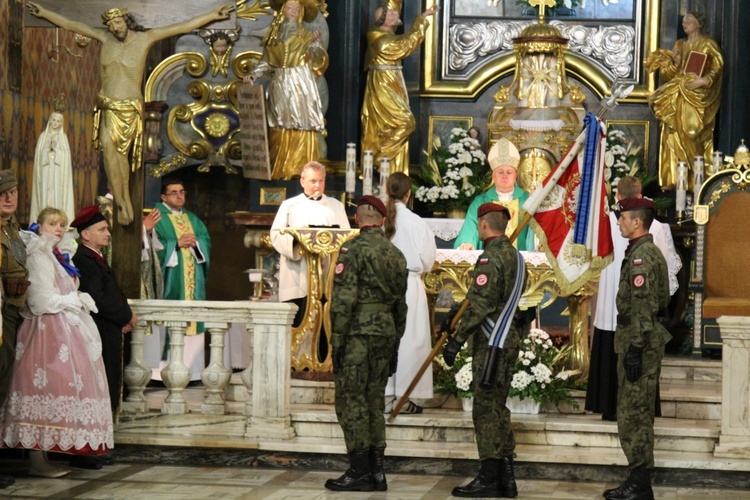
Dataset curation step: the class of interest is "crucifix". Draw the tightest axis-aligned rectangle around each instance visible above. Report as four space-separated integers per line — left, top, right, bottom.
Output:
529 0 556 23
26 0 235 296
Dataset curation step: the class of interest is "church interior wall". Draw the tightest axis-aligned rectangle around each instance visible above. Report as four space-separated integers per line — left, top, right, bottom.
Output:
0 0 102 226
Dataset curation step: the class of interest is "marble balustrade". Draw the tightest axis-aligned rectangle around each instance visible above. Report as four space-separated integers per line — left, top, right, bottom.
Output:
124 300 297 439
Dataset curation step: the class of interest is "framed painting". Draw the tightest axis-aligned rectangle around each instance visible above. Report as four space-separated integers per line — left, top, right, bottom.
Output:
427 116 474 153
259 187 286 206
605 120 650 171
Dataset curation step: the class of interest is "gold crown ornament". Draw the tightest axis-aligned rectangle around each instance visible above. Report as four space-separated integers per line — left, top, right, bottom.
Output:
101 7 128 24
381 0 403 11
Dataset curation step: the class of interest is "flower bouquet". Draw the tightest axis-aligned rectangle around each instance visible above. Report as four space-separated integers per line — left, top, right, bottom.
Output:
415 128 490 214
509 328 582 408
434 343 473 399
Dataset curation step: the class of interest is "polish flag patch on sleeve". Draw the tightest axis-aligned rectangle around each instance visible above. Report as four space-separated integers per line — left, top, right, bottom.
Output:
633 258 643 266
478 257 489 265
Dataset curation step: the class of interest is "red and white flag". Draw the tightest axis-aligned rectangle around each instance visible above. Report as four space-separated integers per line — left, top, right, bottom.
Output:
522 113 614 296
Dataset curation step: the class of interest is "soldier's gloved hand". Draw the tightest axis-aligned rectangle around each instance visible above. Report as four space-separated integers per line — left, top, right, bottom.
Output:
443 338 463 367
332 347 345 375
388 350 398 377
624 344 644 382
440 302 463 334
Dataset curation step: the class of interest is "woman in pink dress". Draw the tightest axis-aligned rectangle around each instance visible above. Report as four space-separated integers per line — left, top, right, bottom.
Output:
0 207 113 477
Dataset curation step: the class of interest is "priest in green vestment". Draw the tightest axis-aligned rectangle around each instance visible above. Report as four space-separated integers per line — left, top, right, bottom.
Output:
454 138 535 251
152 177 211 379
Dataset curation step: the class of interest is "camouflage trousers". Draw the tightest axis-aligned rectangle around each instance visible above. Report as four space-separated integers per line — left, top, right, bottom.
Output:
472 336 519 460
334 335 396 453
617 345 664 469
0 304 21 407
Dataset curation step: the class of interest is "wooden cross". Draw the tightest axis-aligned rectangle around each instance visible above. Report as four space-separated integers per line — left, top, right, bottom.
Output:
25 0 235 29
529 0 556 23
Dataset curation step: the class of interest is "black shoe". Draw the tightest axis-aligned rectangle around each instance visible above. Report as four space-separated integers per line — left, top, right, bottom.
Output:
324 450 374 492
96 454 115 466
69 455 103 470
369 447 387 491
605 468 653 500
498 455 518 497
0 474 14 489
452 459 501 498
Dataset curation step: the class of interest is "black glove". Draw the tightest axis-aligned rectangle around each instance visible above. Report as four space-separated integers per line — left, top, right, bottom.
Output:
388 350 398 377
624 345 644 383
332 346 345 375
443 338 463 367
440 302 463 334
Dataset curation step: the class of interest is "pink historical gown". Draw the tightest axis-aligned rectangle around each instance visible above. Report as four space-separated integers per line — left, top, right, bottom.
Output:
0 231 113 454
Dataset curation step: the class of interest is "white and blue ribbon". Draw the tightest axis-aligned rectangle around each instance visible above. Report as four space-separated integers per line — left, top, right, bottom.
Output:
481 252 527 348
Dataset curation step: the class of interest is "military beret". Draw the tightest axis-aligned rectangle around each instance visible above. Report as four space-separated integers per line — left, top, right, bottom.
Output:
487 138 520 171
357 195 388 217
70 205 107 231
477 202 510 218
618 197 655 213
0 169 18 194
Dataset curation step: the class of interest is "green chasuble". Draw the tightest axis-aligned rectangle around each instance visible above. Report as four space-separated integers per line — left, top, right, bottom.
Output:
453 185 535 251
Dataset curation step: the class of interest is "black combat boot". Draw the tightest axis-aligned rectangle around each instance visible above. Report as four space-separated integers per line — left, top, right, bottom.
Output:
369 447 387 491
604 468 653 500
324 450 374 492
498 455 518 498
452 459 501 498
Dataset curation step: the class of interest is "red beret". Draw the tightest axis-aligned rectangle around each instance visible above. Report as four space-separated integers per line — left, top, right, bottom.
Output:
357 195 388 217
477 202 510 218
70 205 107 231
618 197 655 213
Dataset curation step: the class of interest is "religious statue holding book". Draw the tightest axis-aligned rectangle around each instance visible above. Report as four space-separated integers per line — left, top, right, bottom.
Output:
646 11 723 190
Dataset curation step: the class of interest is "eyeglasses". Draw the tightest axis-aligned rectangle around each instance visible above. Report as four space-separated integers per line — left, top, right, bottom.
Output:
166 190 187 196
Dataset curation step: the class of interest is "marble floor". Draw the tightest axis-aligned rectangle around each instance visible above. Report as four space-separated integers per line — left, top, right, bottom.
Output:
1 462 748 499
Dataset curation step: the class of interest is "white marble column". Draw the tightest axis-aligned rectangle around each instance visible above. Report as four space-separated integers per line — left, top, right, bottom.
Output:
161 321 190 414
201 322 231 414
122 322 151 413
245 306 297 440
714 316 750 458
241 321 254 416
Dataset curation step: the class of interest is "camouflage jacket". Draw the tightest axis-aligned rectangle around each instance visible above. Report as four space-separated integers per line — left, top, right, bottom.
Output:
615 234 671 353
454 235 525 348
330 226 408 348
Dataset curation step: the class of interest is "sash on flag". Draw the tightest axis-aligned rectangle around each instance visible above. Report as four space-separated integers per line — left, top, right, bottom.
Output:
522 113 614 296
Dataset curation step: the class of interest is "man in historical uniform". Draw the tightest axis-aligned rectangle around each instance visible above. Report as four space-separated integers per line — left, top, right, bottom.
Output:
361 0 439 174
325 195 407 492
0 170 28 489
455 138 535 251
443 202 529 498
604 197 670 500
244 0 328 179
152 177 211 380
28 2 234 225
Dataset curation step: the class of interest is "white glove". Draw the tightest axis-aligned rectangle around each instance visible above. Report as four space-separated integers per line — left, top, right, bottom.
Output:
78 292 98 314
60 293 83 313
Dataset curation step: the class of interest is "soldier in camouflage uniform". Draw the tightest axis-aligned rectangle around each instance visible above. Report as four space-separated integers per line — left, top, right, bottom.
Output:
0 170 29 491
444 202 529 498
324 195 408 493
605 197 670 500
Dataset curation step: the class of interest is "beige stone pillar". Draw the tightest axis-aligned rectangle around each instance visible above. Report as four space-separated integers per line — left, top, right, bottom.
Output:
714 316 750 458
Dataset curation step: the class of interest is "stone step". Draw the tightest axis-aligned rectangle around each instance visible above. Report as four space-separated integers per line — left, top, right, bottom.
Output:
661 357 722 381
290 404 719 454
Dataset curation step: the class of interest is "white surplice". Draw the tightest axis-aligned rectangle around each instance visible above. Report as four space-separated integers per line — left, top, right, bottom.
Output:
271 193 350 303
385 202 437 399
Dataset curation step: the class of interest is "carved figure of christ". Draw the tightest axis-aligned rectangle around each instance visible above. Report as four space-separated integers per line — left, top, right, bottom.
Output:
27 1 234 225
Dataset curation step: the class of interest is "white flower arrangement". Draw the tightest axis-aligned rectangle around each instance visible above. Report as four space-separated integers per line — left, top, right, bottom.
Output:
434 343 474 399
508 328 582 407
415 128 490 213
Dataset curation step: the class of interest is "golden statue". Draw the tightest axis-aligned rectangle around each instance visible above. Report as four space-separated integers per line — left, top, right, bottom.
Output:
646 11 723 190
360 0 439 175
244 0 328 180
27 3 234 226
